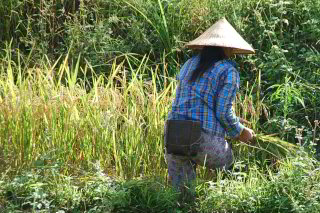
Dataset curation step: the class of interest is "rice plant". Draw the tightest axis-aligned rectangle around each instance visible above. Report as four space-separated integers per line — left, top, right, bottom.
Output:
0 48 176 179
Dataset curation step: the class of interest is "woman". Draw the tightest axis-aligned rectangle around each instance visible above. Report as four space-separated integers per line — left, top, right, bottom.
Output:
164 18 255 190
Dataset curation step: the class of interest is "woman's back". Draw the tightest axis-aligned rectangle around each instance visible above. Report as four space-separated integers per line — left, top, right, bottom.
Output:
168 54 240 138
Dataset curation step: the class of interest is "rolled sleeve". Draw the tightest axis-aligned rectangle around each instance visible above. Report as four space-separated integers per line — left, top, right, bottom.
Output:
215 67 244 138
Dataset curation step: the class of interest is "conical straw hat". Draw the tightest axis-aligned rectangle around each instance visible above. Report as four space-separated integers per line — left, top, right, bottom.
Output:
186 18 255 54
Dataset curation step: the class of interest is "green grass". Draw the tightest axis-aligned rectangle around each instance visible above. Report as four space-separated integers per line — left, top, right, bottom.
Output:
197 153 320 213
0 49 317 212
1 152 319 212
0 48 302 177
0 51 173 178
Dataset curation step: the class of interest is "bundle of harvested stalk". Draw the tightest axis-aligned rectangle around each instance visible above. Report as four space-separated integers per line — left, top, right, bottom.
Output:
235 134 299 158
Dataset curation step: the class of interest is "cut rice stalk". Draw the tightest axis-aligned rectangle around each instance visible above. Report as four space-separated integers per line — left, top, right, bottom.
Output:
234 134 299 158
254 134 298 157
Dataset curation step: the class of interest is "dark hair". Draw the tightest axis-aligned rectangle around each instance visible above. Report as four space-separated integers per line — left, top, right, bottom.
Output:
189 46 227 82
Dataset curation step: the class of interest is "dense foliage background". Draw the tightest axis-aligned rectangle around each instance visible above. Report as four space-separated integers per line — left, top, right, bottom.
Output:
1 0 319 136
0 0 320 212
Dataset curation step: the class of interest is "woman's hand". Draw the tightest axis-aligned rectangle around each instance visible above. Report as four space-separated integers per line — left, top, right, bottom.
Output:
237 127 255 142
239 118 250 125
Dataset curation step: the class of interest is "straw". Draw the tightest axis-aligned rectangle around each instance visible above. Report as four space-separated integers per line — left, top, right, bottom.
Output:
186 17 255 54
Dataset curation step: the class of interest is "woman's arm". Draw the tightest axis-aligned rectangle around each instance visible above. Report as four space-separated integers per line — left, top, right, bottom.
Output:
215 66 254 142
215 67 245 138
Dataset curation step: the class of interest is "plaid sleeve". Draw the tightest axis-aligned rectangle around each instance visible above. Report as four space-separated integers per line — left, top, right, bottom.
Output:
215 66 244 138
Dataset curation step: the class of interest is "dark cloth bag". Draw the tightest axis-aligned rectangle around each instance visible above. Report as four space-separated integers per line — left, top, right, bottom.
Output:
164 120 202 156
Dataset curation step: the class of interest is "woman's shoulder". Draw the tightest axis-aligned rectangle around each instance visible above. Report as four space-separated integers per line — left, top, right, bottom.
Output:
181 54 200 69
209 59 239 80
214 59 236 68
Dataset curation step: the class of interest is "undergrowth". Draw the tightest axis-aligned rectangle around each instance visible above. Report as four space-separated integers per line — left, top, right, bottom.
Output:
1 150 319 213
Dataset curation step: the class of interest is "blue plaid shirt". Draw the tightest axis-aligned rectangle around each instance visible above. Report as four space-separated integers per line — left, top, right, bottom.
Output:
168 55 244 138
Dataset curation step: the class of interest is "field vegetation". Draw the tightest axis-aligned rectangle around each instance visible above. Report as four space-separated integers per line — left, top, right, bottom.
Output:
0 0 320 212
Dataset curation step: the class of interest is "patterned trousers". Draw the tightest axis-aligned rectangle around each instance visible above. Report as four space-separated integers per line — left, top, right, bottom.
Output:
165 131 233 189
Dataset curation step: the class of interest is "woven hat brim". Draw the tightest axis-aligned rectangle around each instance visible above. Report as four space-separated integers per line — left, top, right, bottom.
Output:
186 45 255 54
185 18 255 54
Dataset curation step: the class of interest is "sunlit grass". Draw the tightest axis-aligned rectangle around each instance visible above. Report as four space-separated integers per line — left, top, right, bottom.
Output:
0 50 177 179
0 46 301 184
